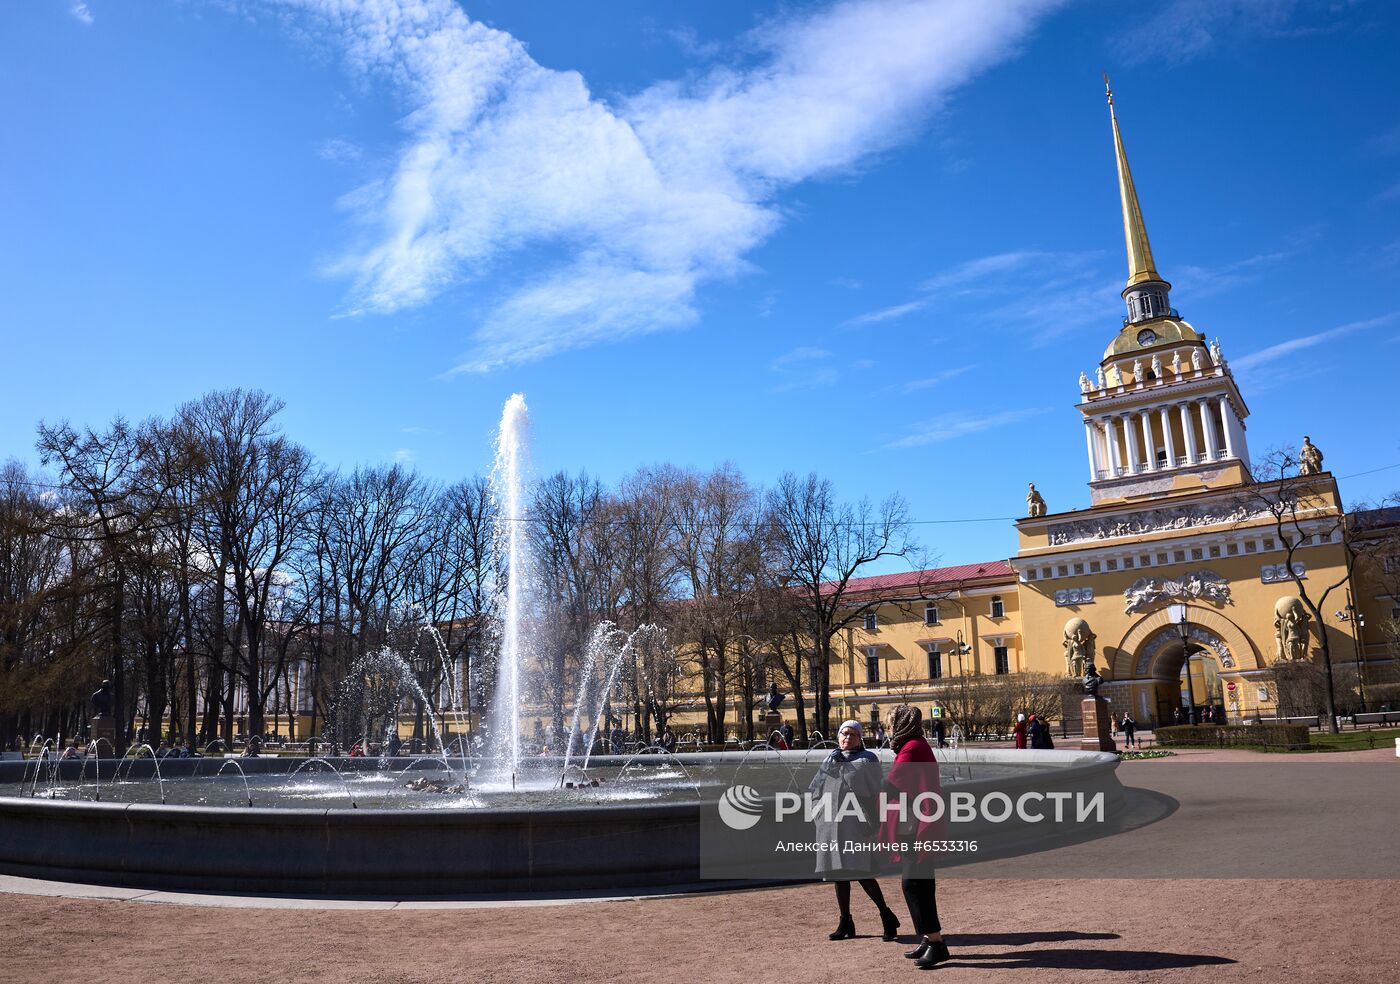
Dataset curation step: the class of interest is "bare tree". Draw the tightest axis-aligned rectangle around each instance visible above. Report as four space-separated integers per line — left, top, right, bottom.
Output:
767 472 919 736
1242 448 1351 732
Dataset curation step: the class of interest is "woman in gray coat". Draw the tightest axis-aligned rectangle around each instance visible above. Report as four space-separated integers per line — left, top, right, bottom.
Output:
809 720 901 941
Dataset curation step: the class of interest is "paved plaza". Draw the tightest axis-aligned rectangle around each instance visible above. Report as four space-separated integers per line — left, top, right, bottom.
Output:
2 749 1395 984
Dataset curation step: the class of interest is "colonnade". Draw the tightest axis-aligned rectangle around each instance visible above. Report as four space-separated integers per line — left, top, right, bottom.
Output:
1084 394 1247 480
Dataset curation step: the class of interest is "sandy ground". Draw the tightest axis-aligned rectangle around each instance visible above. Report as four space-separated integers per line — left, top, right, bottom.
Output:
1 748 1395 984
2 877 1396 984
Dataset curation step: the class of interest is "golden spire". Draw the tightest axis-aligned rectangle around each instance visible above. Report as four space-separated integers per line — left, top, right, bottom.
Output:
1105 74 1162 288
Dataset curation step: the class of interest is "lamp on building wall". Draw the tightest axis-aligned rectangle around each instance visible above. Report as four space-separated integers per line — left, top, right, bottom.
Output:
1177 607 1204 725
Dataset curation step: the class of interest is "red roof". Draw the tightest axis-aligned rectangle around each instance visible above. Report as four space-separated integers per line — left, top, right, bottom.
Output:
831 560 1015 596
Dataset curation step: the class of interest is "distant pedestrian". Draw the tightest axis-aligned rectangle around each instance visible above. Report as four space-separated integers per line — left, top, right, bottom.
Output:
781 722 795 747
933 719 947 748
1013 713 1028 750
1028 714 1054 750
1120 714 1136 749
660 727 677 754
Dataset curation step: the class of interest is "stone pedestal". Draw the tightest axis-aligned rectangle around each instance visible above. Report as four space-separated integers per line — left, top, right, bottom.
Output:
762 711 782 732
1080 697 1117 753
89 715 116 753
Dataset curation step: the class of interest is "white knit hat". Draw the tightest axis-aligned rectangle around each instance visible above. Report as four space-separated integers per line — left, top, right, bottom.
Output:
839 719 862 737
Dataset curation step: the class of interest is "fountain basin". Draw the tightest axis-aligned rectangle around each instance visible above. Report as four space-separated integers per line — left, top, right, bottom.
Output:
0 749 1120 897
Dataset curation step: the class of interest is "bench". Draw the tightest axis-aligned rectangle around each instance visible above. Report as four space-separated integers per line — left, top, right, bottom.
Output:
1255 715 1321 728
1351 711 1400 727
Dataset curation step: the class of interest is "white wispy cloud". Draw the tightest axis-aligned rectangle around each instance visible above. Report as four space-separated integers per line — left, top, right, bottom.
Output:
1231 313 1397 371
1174 250 1290 297
254 0 1062 373
897 364 976 393
70 2 93 25
770 345 838 392
845 299 929 327
845 249 1102 333
771 346 832 370
885 407 1050 449
1112 0 1355 66
318 137 363 163
393 447 416 463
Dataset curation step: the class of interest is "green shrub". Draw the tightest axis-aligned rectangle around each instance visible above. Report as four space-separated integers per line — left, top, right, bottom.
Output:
1154 723 1309 749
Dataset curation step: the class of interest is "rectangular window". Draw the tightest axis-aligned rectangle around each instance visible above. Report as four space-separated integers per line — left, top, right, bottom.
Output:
1090 561 1101 573
1264 538 1276 551
1383 555 1400 575
1245 541 1257 554
1107 559 1118 571
926 647 942 680
1058 565 1069 577
924 605 940 625
1141 554 1151 567
1209 545 1221 558
994 646 1010 675
1158 553 1169 565
1191 548 1203 561
1174 550 1186 563
991 596 1005 618
865 648 880 684
863 611 877 631
1073 563 1084 575
1227 543 1238 555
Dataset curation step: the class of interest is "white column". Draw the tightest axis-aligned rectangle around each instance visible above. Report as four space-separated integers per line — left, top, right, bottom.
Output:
1084 419 1100 480
1102 421 1121 475
1123 415 1141 474
1218 396 1235 459
1200 399 1220 462
1179 402 1199 463
1158 406 1177 469
1139 411 1157 471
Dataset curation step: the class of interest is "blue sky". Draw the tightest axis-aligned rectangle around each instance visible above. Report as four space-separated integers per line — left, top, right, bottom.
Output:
3 0 1399 568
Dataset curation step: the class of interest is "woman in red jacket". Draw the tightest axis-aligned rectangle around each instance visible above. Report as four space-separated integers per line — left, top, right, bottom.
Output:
880 705 951 969
1013 712 1028 749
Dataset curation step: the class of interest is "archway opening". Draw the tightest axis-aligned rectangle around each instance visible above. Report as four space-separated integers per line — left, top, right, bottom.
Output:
1145 639 1224 726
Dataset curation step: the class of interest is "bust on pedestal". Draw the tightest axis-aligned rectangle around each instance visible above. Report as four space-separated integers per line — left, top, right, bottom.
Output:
1080 662 1117 753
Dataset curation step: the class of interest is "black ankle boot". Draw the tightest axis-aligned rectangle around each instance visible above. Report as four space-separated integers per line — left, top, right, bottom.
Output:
914 939 951 969
828 915 855 940
880 908 901 941
903 942 929 960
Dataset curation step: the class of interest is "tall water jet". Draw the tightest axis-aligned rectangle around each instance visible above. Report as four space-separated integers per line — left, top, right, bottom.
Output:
489 394 533 782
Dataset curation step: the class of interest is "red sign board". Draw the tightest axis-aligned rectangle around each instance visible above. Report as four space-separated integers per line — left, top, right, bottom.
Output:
1226 681 1237 691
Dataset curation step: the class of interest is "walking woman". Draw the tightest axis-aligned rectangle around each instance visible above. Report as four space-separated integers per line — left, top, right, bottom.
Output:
809 720 901 942
881 705 951 969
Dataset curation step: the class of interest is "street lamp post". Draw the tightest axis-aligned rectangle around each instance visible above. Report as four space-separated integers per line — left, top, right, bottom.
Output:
952 629 972 732
1336 593 1368 712
1177 607 1204 725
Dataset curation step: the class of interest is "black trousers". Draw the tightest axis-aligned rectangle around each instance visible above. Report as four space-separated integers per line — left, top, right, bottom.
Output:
901 855 940 936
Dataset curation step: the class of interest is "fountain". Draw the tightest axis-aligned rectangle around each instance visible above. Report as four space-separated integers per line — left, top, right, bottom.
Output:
0 393 1126 897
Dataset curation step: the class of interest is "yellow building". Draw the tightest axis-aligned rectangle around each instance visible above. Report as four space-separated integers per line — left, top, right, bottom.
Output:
819 84 1395 732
